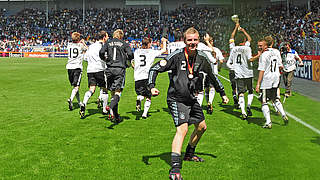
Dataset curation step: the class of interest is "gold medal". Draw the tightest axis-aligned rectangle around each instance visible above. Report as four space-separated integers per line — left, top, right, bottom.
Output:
188 74 194 79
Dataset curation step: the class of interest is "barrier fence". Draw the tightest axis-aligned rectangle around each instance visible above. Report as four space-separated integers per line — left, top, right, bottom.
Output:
1 51 319 82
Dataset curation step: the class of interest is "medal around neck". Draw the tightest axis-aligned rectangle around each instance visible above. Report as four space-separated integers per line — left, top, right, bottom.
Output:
188 74 194 79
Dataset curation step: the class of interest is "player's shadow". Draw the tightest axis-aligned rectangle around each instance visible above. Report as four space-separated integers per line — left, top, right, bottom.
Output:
219 104 266 127
162 108 170 114
126 109 160 120
142 152 217 166
70 102 81 110
86 108 103 118
311 136 320 146
105 115 130 129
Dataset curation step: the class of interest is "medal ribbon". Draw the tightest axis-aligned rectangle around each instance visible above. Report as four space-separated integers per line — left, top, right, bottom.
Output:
184 48 194 75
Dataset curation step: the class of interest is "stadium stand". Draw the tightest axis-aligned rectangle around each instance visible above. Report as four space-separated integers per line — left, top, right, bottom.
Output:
0 0 319 55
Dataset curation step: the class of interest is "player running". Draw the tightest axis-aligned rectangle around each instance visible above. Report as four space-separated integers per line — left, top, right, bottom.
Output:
133 37 167 118
66 32 87 111
148 27 229 180
227 25 254 120
256 38 288 129
99 29 134 123
203 33 225 114
79 31 109 118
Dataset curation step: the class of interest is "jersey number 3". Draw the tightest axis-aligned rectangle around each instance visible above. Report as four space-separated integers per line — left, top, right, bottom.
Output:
139 55 146 67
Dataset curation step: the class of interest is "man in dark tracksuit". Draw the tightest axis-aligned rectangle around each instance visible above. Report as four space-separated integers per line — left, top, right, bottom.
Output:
148 27 229 180
99 29 133 123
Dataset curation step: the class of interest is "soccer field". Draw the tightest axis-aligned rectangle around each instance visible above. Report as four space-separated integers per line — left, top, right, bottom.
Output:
0 58 319 179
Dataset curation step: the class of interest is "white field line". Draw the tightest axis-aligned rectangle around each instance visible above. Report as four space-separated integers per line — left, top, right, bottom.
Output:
217 74 320 135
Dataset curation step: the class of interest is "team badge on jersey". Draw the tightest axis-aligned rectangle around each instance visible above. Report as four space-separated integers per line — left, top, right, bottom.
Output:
160 59 167 66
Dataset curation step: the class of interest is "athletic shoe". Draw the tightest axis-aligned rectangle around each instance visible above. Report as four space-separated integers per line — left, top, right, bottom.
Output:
79 104 85 119
169 169 183 180
183 154 204 162
247 107 252 116
115 116 123 124
282 115 289 125
136 100 141 112
207 103 213 114
142 113 148 119
241 113 248 120
67 99 73 111
262 123 272 129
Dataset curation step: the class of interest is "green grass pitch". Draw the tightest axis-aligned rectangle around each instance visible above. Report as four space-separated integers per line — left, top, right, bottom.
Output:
0 57 320 179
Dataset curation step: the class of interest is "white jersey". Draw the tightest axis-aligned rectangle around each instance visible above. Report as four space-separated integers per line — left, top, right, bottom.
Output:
258 48 283 89
134 48 163 81
197 42 216 65
167 41 185 54
66 42 87 70
229 41 250 50
84 41 106 73
228 40 250 71
227 45 253 79
283 49 299 72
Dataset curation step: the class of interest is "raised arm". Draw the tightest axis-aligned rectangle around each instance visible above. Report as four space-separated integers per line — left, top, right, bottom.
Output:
239 27 252 42
230 23 240 40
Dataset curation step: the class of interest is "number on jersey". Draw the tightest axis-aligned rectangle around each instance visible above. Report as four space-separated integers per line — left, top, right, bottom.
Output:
69 48 79 58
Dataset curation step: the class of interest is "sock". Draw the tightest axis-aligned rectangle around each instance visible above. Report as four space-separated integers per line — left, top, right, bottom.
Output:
137 95 144 101
110 94 120 110
239 95 246 115
101 92 109 112
76 91 81 104
208 88 215 104
83 91 93 106
272 102 279 112
247 94 253 108
274 99 286 117
69 87 78 101
114 104 119 118
196 92 204 106
233 94 238 104
185 144 196 157
98 89 104 101
142 99 151 117
171 152 182 170
262 103 271 124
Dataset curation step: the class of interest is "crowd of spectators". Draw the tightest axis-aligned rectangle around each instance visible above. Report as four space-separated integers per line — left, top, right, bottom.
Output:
0 0 319 55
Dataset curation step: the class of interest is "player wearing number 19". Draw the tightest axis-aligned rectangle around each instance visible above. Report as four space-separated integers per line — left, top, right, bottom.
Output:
227 27 253 120
99 29 134 123
66 32 88 111
133 37 167 118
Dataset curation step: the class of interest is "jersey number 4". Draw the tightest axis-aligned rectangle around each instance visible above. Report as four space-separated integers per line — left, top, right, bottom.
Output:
236 54 242 65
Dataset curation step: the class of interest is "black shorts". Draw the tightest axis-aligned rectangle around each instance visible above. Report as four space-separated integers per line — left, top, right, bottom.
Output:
105 67 126 91
260 88 278 102
87 71 107 88
236 78 253 94
135 79 151 98
167 99 205 127
68 68 82 86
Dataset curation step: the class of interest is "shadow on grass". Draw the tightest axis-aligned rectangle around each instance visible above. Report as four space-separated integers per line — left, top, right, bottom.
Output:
126 109 160 120
219 104 267 127
105 115 130 129
311 136 320 146
142 152 217 166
